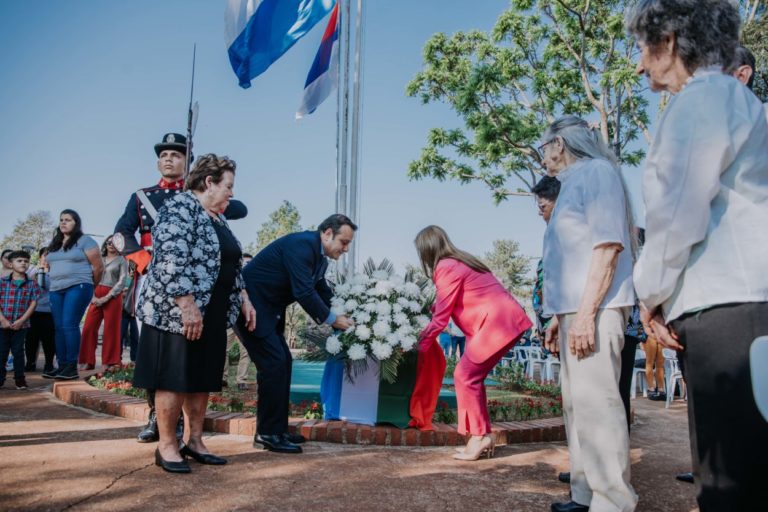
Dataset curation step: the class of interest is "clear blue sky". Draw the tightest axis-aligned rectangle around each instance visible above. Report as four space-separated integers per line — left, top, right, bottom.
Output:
0 0 645 272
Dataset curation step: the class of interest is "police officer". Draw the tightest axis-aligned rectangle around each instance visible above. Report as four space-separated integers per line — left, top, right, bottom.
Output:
114 133 247 442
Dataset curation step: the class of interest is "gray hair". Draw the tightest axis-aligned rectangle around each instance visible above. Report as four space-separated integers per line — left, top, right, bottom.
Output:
625 0 740 73
544 115 638 258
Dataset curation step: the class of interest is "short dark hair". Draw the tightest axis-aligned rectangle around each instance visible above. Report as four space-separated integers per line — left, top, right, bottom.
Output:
532 176 561 201
185 154 236 192
8 250 30 261
726 46 756 90
242 253 253 259
318 214 358 236
38 247 48 257
1 249 11 259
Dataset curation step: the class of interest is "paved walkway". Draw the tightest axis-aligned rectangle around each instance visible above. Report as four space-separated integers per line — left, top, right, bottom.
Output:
0 374 697 511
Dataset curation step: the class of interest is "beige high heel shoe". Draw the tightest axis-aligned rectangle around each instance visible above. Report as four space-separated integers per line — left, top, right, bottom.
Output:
452 435 495 461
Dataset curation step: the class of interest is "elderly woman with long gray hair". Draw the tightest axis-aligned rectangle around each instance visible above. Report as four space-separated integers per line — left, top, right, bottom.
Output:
540 115 638 512
627 0 768 510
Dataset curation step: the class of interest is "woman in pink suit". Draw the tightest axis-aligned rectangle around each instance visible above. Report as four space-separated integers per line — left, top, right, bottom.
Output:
415 225 532 460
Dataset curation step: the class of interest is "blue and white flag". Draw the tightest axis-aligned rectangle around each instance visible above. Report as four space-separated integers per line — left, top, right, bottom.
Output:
225 0 336 89
296 2 339 119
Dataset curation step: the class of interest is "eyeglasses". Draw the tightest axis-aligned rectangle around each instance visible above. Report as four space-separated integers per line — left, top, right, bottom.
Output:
537 139 554 155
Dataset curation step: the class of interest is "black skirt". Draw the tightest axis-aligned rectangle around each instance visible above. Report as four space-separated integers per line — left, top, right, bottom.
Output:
133 220 241 393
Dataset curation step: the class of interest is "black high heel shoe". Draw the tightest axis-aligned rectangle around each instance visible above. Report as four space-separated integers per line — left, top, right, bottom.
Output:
154 448 191 473
179 442 227 465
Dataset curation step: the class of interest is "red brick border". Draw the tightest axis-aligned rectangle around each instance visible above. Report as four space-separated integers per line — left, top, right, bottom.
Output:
52 381 565 447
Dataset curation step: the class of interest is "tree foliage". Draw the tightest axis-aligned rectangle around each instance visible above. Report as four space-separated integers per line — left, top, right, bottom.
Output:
406 0 650 202
0 210 56 255
483 239 534 303
741 0 767 101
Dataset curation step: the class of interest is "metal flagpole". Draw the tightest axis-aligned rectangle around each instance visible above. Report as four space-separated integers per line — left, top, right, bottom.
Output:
347 0 365 275
335 0 352 276
184 44 199 181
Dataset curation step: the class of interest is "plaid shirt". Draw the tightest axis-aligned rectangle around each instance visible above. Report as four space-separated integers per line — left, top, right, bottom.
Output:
0 275 41 329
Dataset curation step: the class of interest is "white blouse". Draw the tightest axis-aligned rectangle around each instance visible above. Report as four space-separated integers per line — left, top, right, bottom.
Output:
633 67 768 322
543 158 636 315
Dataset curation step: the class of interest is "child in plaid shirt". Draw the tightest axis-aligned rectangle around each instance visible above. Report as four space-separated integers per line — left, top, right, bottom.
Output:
0 250 41 389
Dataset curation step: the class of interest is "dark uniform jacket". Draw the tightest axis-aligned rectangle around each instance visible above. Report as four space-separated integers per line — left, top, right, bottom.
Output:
242 231 333 338
113 180 247 255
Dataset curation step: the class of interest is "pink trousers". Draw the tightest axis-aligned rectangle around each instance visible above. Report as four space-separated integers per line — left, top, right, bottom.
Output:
454 337 519 435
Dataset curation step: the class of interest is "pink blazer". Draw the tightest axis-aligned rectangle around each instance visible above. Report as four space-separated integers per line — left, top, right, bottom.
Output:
419 258 532 365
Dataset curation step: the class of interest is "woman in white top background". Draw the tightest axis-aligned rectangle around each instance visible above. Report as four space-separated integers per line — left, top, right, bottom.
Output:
627 0 768 509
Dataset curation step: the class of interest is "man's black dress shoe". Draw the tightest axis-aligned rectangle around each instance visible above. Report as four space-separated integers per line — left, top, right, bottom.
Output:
253 434 302 454
179 443 227 465
558 472 571 484
675 472 694 483
551 501 589 512
154 449 191 474
283 432 306 444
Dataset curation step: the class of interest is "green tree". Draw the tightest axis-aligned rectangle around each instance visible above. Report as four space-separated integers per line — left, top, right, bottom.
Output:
0 210 56 256
406 0 649 202
741 0 767 101
483 239 534 304
245 201 306 347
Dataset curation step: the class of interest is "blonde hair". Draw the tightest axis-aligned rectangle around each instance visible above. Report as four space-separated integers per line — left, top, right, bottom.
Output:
414 225 491 278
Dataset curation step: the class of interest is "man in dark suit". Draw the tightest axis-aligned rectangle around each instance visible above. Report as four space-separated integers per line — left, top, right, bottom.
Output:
239 214 356 453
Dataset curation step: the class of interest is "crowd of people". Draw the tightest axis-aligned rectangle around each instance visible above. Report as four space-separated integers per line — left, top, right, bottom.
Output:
1 0 765 510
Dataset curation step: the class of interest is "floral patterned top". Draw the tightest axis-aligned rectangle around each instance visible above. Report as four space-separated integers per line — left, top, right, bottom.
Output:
137 191 244 334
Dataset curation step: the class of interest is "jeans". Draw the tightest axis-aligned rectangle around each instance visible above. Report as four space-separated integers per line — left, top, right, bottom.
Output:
49 283 93 366
25 311 55 370
451 336 466 358
0 328 28 381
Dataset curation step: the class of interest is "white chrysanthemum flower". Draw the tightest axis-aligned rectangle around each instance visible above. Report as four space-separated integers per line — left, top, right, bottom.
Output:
331 297 345 307
335 283 351 296
400 336 418 351
363 302 377 312
344 299 359 311
351 274 370 286
415 315 430 328
325 336 342 355
371 341 393 360
393 312 409 326
392 303 403 314
355 324 372 340
372 320 391 337
354 311 371 324
397 297 410 306
403 282 421 298
347 343 367 360
351 284 367 295
375 301 392 316
385 333 400 346
396 325 413 338
373 280 395 296
331 305 346 316
407 300 422 312
372 270 390 280
345 325 356 333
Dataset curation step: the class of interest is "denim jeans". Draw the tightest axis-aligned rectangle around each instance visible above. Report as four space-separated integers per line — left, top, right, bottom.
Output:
451 336 466 357
121 312 139 362
0 328 28 381
49 283 94 366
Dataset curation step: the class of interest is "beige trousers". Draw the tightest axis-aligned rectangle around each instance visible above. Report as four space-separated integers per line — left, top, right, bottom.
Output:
223 329 254 384
559 308 637 512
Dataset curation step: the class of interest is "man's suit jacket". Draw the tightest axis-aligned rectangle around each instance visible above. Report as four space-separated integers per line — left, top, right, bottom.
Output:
242 231 333 337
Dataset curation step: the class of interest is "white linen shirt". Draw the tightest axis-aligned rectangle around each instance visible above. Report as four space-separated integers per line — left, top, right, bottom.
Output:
543 158 635 315
633 67 768 322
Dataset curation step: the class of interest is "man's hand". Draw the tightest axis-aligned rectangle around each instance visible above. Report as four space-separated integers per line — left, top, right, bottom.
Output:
10 319 24 330
332 315 355 331
241 298 257 332
544 316 560 354
568 312 597 359
176 295 203 341
0 317 11 329
641 304 682 351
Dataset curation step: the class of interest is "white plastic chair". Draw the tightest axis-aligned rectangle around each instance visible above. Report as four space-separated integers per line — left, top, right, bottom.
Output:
663 348 685 408
544 356 561 384
522 347 546 381
630 346 647 399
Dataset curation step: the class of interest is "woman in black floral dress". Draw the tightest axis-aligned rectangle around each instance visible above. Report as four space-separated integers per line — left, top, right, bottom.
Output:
133 154 256 473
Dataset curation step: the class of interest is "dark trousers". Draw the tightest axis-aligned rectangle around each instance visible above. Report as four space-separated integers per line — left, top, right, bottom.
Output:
672 302 768 511
25 312 55 370
1 328 28 381
237 322 292 436
451 336 466 357
619 335 641 432
121 313 138 362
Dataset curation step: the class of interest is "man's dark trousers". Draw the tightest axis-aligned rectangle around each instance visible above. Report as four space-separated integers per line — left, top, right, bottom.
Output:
237 320 292 436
